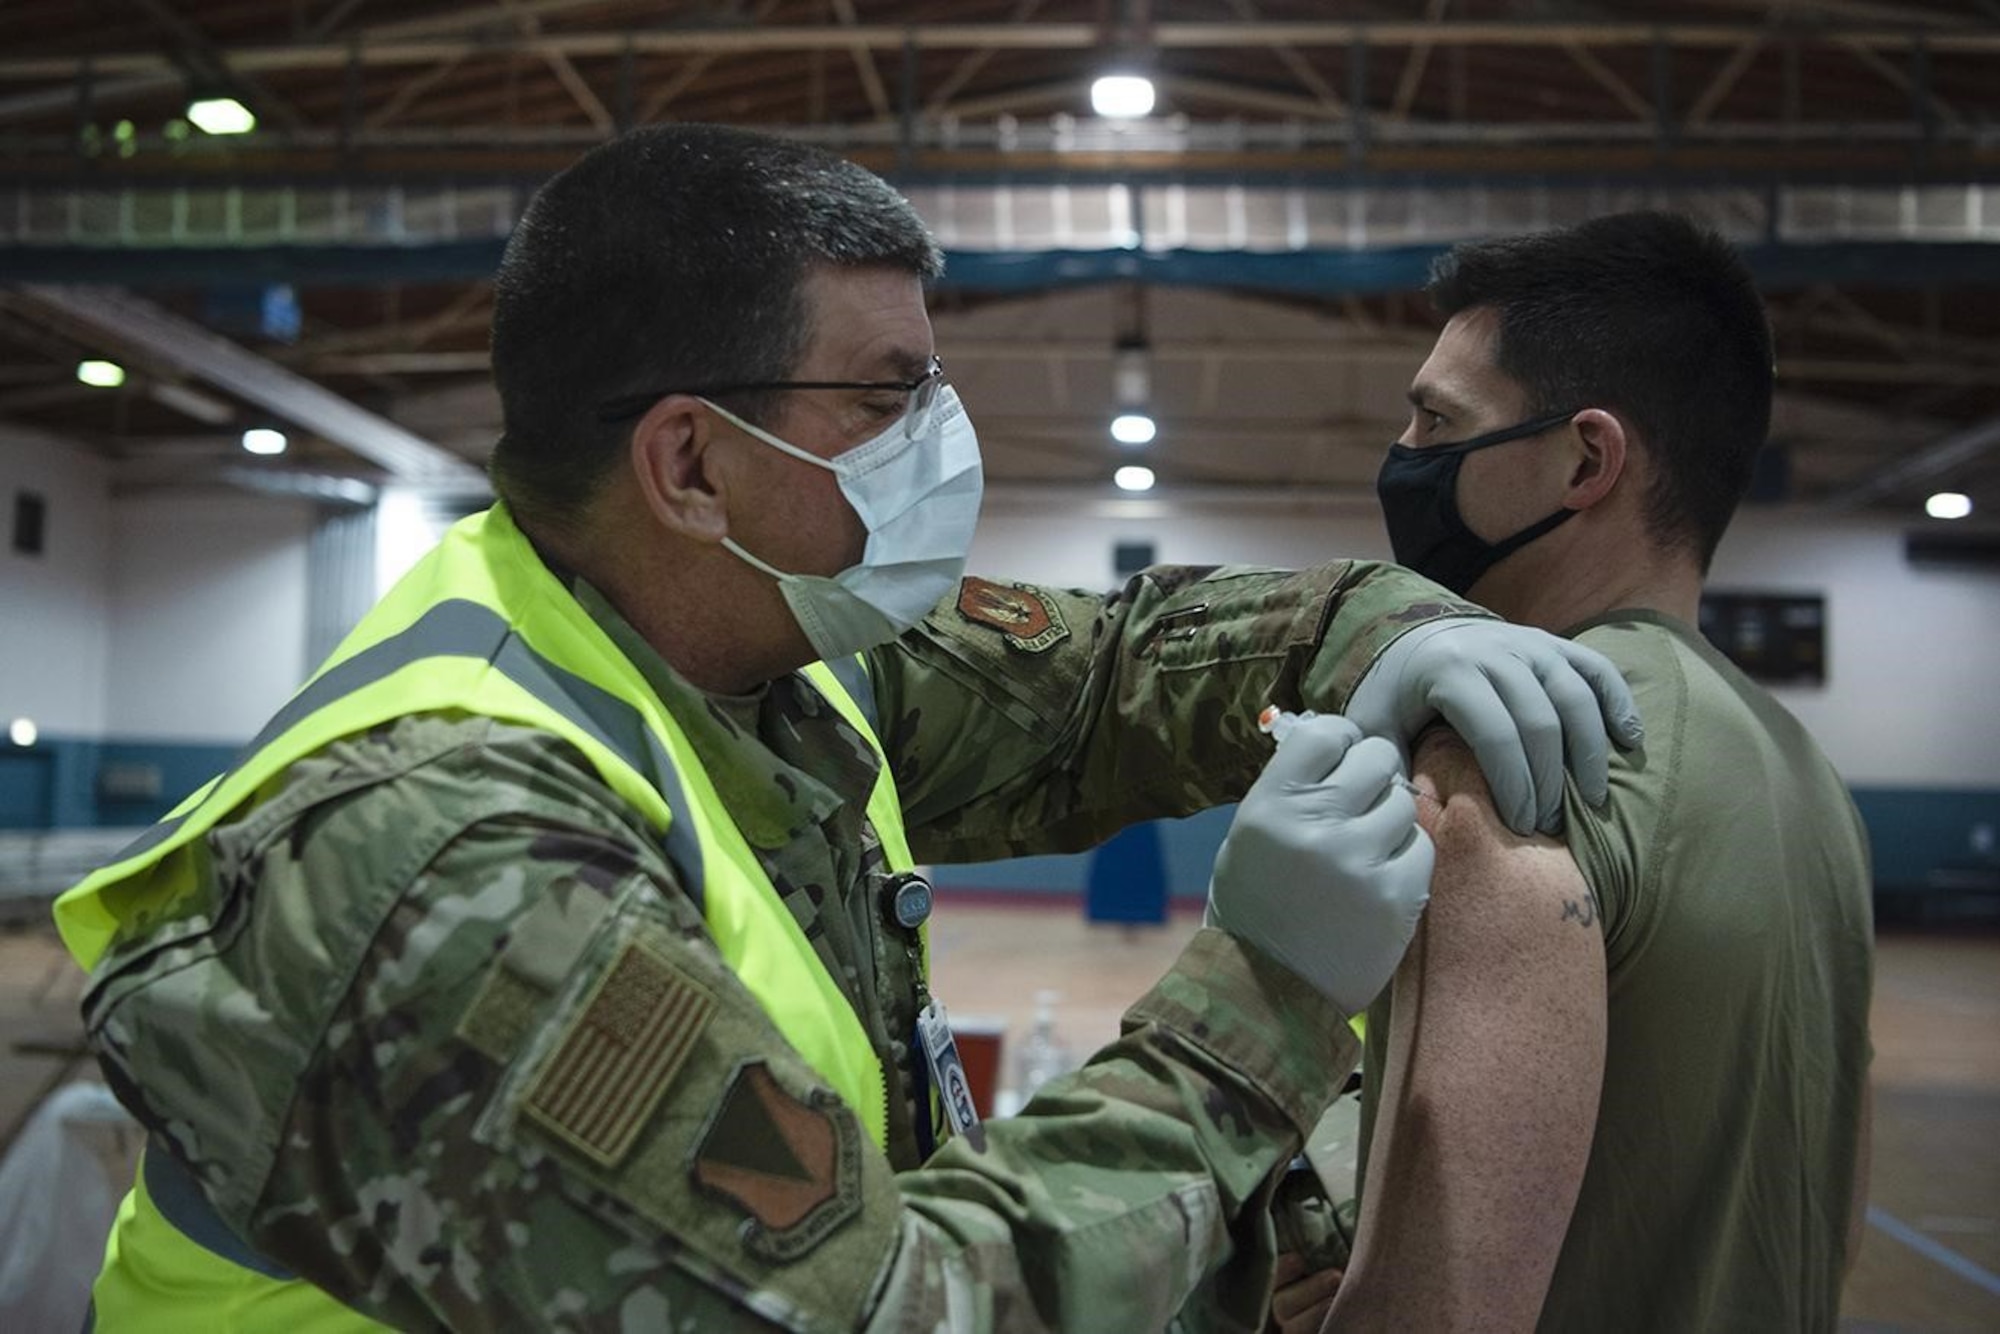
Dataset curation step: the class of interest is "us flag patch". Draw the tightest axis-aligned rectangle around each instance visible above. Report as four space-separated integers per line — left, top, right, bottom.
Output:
522 940 713 1168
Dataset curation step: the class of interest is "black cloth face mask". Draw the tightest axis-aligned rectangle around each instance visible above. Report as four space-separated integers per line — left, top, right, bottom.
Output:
1376 408 1581 596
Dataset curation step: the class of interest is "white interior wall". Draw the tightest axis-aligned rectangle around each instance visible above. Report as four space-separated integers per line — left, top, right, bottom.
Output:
969 496 2000 789
969 493 1393 587
0 426 111 736
1707 511 2000 788
4 454 1987 789
104 491 314 742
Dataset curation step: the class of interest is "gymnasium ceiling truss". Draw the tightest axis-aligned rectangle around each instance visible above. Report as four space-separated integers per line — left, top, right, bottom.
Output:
0 1 1997 517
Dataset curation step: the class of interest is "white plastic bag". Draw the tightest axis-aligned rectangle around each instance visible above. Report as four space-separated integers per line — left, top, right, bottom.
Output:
0 1082 139 1334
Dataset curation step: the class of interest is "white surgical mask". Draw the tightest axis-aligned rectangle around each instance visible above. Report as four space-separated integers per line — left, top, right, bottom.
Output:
705 385 984 661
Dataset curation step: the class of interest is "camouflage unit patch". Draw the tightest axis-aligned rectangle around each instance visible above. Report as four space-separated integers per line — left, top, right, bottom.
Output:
691 1061 863 1263
956 576 1069 653
521 940 714 1168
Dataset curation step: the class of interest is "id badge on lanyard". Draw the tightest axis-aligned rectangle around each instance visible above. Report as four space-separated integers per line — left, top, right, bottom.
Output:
916 998 983 1148
883 871 985 1156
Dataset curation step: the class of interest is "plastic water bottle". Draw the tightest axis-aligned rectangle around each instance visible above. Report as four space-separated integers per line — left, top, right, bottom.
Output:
1012 989 1071 1105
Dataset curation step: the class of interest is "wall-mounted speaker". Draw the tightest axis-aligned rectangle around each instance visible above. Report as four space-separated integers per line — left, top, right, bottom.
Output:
11 491 46 556
1905 526 2000 571
1113 540 1155 578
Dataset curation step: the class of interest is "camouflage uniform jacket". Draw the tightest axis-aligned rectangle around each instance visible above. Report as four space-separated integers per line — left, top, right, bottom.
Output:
87 560 1478 1332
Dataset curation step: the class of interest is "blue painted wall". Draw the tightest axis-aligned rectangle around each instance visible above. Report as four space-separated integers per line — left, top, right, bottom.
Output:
931 790 2000 906
934 806 1233 902
0 735 237 830
1849 788 2000 895
0 751 53 827
4 739 1994 905
8 240 2000 294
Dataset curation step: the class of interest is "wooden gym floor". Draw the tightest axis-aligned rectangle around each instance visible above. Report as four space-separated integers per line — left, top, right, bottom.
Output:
3 906 1995 1332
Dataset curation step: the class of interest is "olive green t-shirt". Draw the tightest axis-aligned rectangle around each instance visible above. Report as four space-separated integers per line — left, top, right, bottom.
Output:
1364 610 1875 1333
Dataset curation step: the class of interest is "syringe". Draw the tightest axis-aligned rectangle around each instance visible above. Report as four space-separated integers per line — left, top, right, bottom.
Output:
1256 705 1422 797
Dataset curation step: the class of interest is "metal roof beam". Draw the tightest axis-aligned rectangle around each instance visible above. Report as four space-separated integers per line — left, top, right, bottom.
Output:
0 74 181 126
830 0 893 122
1562 41 1654 123
1389 0 1452 121
1160 73 1346 121
126 0 307 134
926 0 1048 115
1824 413 2000 509
496 0 615 136
10 23 2000 80
1221 0 1348 117
1841 35 1966 131
18 285 482 485
362 54 468 129
638 0 785 122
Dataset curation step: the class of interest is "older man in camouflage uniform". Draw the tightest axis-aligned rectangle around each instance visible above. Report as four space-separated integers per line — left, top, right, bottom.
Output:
63 125 1638 1332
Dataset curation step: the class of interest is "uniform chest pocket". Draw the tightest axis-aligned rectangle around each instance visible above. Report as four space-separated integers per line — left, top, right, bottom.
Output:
1142 572 1334 675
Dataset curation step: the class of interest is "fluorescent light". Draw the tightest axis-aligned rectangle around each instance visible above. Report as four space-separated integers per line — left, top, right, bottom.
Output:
187 97 257 135
221 467 376 506
148 381 235 425
242 427 288 456
8 717 36 748
1114 465 1156 492
76 359 126 388
1925 492 1973 520
1110 412 1157 446
1091 74 1156 119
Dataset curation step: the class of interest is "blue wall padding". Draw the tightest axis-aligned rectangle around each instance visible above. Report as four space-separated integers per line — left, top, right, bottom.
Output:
932 791 2000 905
49 738 102 829
0 751 53 826
91 740 239 827
0 736 236 830
1085 820 1170 924
936 806 1233 901
8 241 2000 293
4 740 1995 904
1848 788 2000 894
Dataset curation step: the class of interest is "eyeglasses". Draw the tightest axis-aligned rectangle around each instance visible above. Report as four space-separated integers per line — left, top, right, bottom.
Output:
596 356 948 442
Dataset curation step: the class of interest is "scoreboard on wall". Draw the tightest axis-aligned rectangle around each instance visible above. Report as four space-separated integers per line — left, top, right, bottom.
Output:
1697 591 1826 686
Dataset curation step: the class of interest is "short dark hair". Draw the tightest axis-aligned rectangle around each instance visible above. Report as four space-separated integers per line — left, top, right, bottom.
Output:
488 123 943 530
1427 211 1773 570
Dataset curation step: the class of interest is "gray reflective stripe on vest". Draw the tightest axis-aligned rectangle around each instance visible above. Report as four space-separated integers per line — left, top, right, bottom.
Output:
824 655 879 737
144 1139 298 1281
97 598 706 907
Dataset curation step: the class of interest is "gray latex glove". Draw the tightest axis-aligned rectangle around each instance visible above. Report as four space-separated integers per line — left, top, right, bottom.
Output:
1344 617 1644 837
1206 715 1434 1016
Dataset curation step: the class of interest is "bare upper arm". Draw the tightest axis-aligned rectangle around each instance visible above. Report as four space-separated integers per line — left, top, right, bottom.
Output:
1410 728 1603 939
1328 731 1608 1333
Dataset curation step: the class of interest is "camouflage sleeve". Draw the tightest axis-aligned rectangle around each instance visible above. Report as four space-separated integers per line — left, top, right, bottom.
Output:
869 563 1482 864
881 928 1359 1333
242 730 1360 1333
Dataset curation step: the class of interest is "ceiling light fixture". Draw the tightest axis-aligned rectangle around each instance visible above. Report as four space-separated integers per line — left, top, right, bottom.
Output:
1925 492 1973 520
1114 465 1156 492
148 381 235 425
76 359 126 388
241 427 288 456
186 96 257 136
1091 74 1156 119
1110 314 1155 447
8 717 37 748
1111 412 1157 445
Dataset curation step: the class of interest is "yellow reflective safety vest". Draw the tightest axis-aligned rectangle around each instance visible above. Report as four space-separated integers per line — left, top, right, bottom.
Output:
57 504 919 1332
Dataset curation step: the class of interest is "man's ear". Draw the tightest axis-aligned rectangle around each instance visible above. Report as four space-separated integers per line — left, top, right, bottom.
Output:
1562 408 1628 511
630 395 729 543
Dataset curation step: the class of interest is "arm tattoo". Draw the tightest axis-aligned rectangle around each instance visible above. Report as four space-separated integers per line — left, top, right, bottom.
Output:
1559 895 1598 928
